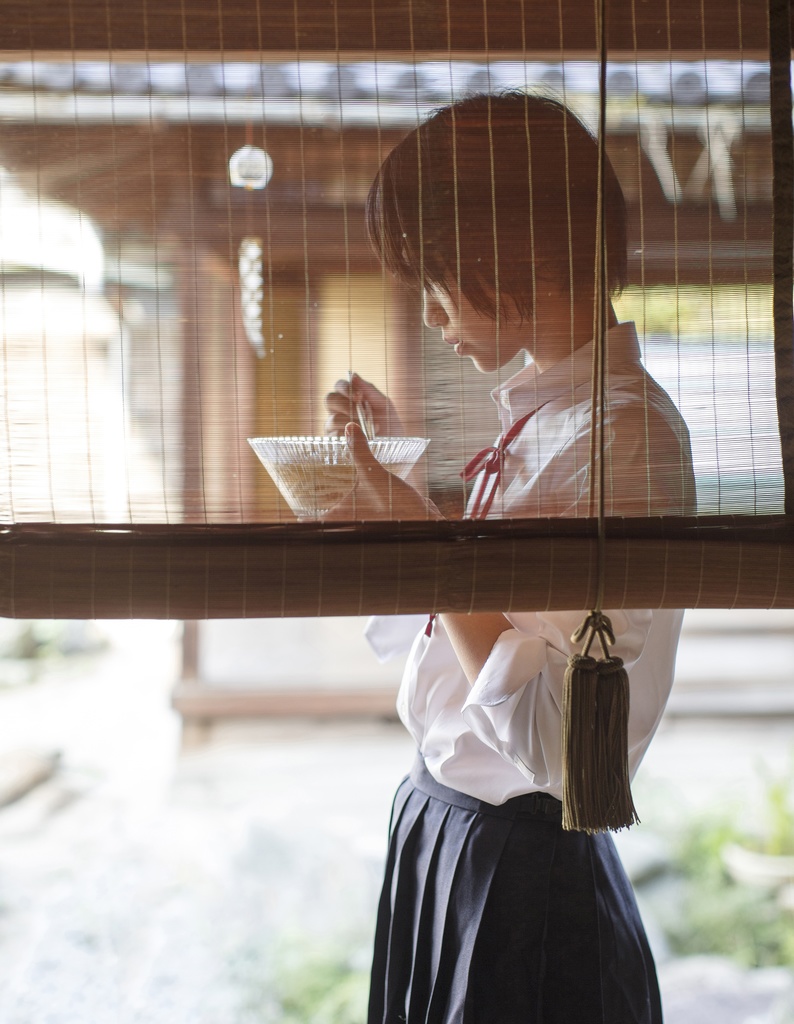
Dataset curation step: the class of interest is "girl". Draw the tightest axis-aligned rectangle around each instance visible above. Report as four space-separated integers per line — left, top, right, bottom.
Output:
325 92 695 1024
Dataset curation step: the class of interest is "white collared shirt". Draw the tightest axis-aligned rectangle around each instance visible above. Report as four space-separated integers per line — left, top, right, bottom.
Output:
378 322 696 805
487 321 696 519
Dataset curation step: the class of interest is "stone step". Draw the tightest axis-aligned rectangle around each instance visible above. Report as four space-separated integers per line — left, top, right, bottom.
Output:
0 749 60 808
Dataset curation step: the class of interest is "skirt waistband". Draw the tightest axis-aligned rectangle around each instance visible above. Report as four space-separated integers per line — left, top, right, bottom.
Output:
409 754 562 822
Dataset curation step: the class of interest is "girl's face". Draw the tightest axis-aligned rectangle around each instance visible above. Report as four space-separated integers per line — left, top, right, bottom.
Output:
422 283 529 373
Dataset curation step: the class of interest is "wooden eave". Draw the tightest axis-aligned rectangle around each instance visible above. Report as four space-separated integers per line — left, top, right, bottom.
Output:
1 0 785 60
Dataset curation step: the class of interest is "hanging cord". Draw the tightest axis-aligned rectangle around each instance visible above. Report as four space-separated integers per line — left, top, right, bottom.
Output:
561 0 639 833
590 0 608 611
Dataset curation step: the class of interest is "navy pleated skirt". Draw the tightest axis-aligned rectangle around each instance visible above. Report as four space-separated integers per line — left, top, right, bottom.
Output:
368 757 662 1024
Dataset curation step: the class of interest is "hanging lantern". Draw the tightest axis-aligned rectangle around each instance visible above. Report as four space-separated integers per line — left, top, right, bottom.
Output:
228 145 273 190
230 144 271 357
239 237 265 358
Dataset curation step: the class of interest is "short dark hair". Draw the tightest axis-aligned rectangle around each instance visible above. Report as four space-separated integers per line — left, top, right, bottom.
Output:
366 91 627 321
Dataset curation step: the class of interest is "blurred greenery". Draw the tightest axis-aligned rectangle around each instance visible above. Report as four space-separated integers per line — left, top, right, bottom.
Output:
615 284 773 341
757 757 794 857
659 761 794 966
0 619 108 686
0 620 106 662
663 813 794 968
232 936 370 1024
274 947 369 1024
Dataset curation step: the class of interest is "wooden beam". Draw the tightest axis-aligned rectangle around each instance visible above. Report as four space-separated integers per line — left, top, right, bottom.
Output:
171 681 400 719
1 0 781 59
1 518 793 617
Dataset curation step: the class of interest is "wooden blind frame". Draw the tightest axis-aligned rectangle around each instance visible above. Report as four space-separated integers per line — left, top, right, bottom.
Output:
1 517 793 618
0 0 792 617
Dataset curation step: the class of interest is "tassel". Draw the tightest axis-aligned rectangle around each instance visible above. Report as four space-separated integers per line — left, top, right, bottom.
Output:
561 612 639 834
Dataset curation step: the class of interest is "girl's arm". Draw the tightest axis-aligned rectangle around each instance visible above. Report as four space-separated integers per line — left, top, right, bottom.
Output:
328 423 511 678
322 422 439 519
439 613 513 683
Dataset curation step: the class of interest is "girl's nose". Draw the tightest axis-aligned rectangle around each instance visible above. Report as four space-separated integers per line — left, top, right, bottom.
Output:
423 293 448 330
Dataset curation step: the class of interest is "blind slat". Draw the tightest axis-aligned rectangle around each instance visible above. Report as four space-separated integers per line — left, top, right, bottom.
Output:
1 518 792 617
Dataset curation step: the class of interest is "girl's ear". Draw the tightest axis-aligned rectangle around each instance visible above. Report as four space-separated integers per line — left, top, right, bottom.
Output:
483 287 528 326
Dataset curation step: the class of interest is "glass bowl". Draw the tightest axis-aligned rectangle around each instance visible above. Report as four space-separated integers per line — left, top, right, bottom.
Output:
247 435 430 518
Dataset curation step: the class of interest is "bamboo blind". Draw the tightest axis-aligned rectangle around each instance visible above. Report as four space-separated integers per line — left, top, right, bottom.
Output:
0 0 791 616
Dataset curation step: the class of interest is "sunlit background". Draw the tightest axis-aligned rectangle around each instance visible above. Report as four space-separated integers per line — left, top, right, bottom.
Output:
0 51 793 1024
1 615 794 1023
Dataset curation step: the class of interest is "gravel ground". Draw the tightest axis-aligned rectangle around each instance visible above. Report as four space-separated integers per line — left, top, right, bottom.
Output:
0 619 792 1023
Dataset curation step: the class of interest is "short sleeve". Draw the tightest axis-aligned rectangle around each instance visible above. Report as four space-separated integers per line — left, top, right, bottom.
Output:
558 399 696 517
461 608 653 787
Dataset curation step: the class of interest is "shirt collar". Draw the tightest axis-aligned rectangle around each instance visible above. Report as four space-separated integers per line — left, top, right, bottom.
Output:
490 321 642 429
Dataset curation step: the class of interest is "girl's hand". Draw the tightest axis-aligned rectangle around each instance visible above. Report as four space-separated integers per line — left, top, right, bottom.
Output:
323 374 404 438
322 423 442 521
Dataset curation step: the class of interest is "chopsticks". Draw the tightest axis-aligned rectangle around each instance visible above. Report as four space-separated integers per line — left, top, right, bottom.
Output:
348 372 377 439
356 397 377 440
